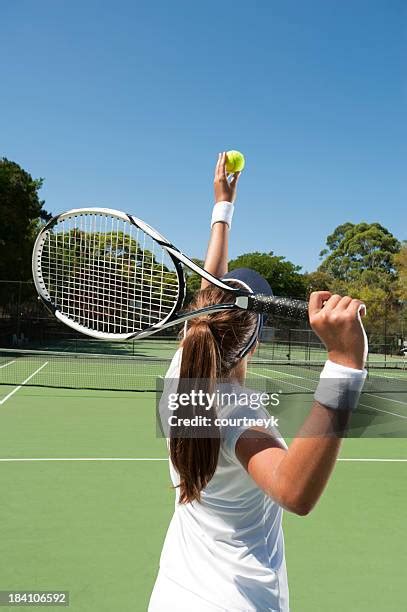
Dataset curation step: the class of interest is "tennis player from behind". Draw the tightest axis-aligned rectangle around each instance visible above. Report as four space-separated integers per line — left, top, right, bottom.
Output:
148 153 368 611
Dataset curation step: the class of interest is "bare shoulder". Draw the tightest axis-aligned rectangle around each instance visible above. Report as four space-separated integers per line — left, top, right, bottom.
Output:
235 427 286 471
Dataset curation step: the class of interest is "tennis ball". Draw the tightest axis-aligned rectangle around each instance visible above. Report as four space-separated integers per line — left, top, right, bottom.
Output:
225 150 245 173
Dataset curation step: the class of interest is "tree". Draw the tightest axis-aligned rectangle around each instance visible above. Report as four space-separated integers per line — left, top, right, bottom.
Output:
0 158 50 282
319 222 400 284
303 270 335 293
229 252 307 298
319 222 354 258
183 252 307 307
394 242 407 302
394 242 407 339
316 223 405 345
339 282 398 340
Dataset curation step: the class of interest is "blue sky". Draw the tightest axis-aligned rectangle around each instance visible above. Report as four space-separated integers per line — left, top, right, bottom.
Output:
2 0 406 272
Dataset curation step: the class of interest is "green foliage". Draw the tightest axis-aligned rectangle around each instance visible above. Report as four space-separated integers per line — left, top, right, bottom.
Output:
44 229 179 323
394 243 407 335
229 252 307 299
315 224 403 336
394 242 407 302
183 251 308 305
0 158 50 281
319 222 401 285
184 258 204 304
303 270 334 293
322 222 354 253
330 280 397 336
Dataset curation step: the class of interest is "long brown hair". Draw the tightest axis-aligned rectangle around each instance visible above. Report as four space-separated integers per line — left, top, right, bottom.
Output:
170 284 258 504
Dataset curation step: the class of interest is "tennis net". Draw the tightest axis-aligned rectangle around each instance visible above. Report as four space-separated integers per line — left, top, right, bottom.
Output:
0 348 406 394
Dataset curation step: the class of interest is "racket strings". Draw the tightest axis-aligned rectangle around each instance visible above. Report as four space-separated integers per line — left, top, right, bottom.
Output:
40 213 179 333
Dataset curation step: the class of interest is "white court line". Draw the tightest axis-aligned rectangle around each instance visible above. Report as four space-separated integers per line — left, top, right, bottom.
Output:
248 369 315 389
0 360 16 369
250 367 305 380
337 458 407 462
45 371 161 378
363 392 407 407
359 402 407 419
0 362 49 405
0 457 168 462
0 457 405 463
250 370 407 420
369 372 405 381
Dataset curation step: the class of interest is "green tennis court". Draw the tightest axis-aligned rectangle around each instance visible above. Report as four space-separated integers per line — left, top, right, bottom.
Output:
1 352 406 611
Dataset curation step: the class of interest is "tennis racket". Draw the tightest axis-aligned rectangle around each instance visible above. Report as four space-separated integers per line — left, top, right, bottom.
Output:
32 207 309 340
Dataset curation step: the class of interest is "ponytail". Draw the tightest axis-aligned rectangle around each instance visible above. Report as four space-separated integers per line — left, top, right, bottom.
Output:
170 319 221 504
169 284 259 504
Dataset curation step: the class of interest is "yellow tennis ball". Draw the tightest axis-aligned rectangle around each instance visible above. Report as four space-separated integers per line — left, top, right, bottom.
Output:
225 150 245 173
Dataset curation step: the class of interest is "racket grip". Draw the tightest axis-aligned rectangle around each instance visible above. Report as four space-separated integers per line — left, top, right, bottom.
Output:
246 294 309 320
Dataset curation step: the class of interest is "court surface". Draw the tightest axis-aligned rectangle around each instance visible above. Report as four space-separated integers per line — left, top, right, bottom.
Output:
0 354 406 611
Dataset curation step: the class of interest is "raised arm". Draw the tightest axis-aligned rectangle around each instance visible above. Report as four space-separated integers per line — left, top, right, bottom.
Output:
201 152 241 288
236 291 367 516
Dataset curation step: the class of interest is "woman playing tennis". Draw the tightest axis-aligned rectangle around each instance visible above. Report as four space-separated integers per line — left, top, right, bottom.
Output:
149 153 368 612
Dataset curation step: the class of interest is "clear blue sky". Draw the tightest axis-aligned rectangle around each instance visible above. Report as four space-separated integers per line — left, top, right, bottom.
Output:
2 0 406 272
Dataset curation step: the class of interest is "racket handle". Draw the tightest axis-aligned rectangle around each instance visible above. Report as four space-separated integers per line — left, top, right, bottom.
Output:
245 294 309 320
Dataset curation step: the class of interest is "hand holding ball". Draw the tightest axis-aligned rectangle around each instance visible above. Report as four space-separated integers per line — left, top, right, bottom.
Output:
225 150 245 173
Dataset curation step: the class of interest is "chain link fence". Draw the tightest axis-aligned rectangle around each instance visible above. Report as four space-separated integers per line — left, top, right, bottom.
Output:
0 280 405 360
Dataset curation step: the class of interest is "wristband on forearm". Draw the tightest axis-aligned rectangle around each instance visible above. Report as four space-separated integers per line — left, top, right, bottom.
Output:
211 201 234 229
314 360 367 412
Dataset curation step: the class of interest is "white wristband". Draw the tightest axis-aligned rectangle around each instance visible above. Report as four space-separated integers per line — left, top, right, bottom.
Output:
211 201 234 229
321 360 367 379
314 360 367 412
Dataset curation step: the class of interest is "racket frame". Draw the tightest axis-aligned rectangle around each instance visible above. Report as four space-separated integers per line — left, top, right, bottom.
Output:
32 208 245 340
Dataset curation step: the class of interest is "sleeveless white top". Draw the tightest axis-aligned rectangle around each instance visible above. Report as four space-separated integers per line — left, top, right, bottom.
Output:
149 349 289 612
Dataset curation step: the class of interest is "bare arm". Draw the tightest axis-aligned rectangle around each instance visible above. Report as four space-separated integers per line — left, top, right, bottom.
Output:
236 403 350 516
236 291 367 516
201 152 241 288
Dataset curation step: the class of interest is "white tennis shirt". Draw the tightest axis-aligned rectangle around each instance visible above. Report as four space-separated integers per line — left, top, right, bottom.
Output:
149 349 289 612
